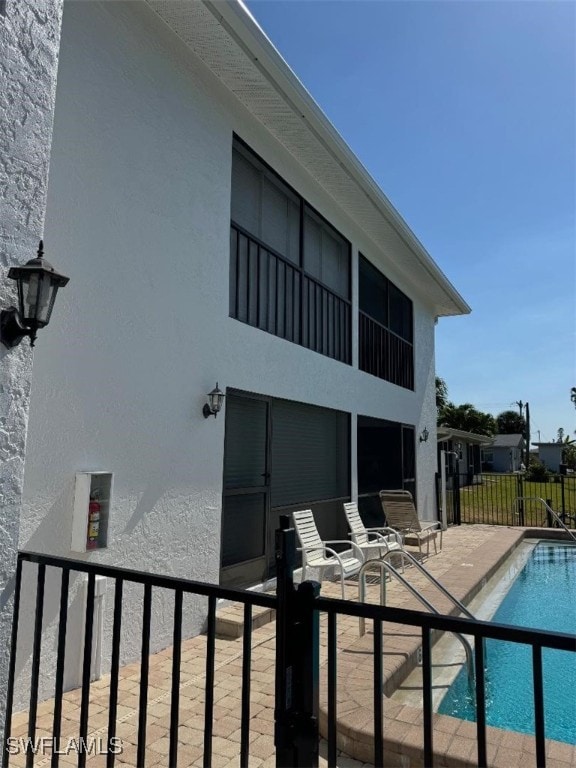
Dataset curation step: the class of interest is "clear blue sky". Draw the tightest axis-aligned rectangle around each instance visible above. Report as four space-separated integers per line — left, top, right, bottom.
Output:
246 0 576 442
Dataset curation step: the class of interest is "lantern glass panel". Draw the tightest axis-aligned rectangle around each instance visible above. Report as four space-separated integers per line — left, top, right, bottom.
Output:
21 272 56 326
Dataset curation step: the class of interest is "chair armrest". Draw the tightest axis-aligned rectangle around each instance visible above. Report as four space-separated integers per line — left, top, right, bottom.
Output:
366 527 404 546
366 525 403 537
298 542 363 561
389 525 415 536
323 540 364 561
420 521 442 532
349 531 387 545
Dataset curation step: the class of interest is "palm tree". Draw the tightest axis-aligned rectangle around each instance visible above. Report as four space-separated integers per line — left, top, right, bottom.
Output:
571 387 576 409
439 402 496 436
496 410 526 435
436 377 448 410
556 428 575 445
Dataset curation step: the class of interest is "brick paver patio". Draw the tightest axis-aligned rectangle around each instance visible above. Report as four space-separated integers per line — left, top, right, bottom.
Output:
6 526 576 767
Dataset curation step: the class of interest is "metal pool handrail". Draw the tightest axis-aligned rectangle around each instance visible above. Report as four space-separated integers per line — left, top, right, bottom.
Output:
358 558 475 684
513 496 576 542
385 549 476 619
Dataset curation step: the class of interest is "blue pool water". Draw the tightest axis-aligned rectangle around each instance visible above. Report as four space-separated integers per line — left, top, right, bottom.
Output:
438 542 576 744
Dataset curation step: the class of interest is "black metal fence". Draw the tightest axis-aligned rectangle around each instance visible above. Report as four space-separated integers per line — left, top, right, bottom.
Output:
4 522 576 767
3 552 276 768
230 224 351 364
437 472 576 528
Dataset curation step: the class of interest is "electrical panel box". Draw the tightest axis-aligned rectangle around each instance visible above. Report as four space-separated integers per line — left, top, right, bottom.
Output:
71 472 113 553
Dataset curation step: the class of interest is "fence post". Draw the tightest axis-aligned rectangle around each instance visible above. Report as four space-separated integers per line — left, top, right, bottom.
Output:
454 472 461 526
517 474 525 526
434 472 441 525
274 517 320 768
275 516 296 768
561 475 566 523
292 580 320 767
546 499 554 528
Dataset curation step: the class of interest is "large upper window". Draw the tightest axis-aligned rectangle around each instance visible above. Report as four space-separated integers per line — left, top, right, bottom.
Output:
231 143 300 265
359 255 414 389
303 208 349 299
230 138 351 363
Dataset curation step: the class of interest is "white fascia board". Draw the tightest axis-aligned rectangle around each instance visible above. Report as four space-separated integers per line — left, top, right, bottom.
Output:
206 0 471 317
437 427 494 445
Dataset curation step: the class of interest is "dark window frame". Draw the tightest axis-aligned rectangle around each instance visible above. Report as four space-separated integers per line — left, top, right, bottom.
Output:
358 253 415 390
230 135 352 364
357 415 417 523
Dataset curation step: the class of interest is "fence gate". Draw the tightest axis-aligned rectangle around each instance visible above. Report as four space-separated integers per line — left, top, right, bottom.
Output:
438 471 576 527
436 469 461 526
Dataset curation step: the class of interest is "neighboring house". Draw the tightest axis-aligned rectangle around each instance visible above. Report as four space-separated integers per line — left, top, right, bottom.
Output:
484 434 525 472
532 443 566 472
437 427 493 485
1 0 469 706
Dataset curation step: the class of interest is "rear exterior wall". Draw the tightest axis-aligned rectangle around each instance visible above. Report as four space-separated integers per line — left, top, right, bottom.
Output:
15 1 439 704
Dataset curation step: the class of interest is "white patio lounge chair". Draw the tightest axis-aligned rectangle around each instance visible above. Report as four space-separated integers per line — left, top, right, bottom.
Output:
292 509 363 599
379 490 443 559
343 501 404 569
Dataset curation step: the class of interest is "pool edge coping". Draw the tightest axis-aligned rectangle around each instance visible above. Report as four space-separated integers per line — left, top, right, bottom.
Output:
318 526 576 767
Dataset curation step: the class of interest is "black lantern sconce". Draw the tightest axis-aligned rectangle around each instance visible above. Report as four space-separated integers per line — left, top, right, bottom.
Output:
1 240 69 348
203 383 225 418
419 426 429 443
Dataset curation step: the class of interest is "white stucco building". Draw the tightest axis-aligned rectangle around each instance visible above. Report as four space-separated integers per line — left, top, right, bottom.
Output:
532 443 566 473
1 0 470 709
484 434 525 473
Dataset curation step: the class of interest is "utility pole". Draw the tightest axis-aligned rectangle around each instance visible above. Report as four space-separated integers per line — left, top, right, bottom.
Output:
525 402 531 469
514 400 526 464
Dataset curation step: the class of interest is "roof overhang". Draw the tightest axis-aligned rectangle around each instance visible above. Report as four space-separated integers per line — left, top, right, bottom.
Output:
145 0 471 318
437 427 493 445
491 436 525 449
532 443 564 448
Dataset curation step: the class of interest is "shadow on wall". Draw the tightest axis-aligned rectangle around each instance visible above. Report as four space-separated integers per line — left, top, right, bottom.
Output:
1 474 218 709
123 477 167 535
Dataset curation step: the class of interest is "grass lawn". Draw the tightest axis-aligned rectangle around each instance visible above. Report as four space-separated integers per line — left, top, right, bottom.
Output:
456 473 576 527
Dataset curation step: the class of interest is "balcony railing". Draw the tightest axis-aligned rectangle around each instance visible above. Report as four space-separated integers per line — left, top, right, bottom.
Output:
230 224 351 364
359 310 414 390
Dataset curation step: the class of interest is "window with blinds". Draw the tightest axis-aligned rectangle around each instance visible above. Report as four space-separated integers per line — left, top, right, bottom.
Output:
271 400 350 508
230 137 351 364
231 143 300 265
303 207 350 299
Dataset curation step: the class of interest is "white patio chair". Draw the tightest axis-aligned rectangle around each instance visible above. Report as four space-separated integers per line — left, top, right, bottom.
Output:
343 501 405 570
292 509 363 599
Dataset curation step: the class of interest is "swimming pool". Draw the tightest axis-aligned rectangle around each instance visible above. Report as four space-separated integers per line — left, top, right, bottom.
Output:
438 541 576 744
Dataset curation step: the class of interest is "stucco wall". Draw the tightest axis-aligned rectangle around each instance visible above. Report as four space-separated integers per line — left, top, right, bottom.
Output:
15 1 440 704
538 445 563 472
0 0 64 730
492 447 521 473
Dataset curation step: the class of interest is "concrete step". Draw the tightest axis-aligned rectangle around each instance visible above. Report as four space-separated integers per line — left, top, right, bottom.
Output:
215 601 276 639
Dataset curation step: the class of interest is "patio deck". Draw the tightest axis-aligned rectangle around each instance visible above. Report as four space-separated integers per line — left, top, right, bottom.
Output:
6 526 576 768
